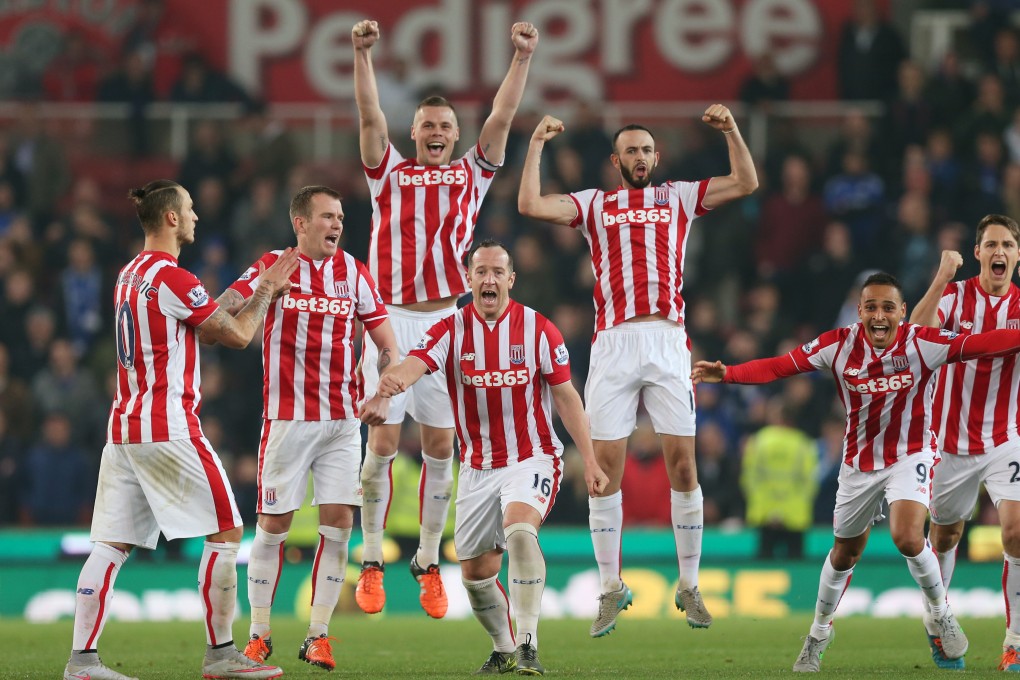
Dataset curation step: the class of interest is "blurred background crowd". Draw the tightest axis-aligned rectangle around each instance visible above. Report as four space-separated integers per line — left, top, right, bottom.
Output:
0 0 1012 550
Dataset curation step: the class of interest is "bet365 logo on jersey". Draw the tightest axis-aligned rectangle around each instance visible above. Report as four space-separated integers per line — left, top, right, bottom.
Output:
461 367 531 388
398 168 468 187
282 293 353 316
842 373 914 394
600 207 672 226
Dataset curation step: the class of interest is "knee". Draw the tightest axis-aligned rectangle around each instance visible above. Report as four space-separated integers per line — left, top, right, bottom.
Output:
1003 526 1020 556
829 546 860 571
505 523 539 551
893 533 926 558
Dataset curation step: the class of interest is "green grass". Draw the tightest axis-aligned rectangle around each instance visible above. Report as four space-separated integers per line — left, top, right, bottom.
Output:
6 615 1013 679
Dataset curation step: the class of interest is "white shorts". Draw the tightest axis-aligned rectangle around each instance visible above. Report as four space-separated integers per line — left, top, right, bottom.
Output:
832 451 935 539
362 305 456 428
931 439 1020 525
256 418 364 514
585 321 695 440
91 437 242 549
454 456 561 560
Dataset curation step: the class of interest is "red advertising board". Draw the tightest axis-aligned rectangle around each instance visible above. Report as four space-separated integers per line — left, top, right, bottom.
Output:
0 0 870 103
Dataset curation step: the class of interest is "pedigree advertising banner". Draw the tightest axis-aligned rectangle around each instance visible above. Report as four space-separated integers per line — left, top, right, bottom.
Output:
0 0 866 103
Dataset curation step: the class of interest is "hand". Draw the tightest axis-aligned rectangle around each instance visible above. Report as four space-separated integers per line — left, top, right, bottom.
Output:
936 249 963 283
377 373 406 398
259 248 299 299
511 22 539 54
702 104 735 133
585 464 610 498
359 393 389 426
532 115 564 143
691 360 726 385
352 19 380 50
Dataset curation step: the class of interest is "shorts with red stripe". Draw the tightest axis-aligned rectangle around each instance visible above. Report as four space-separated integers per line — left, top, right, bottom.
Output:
90 437 242 549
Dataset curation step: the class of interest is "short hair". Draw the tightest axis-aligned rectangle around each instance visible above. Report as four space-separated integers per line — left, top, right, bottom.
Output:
128 180 183 232
416 95 457 120
612 124 655 152
467 238 514 272
289 185 342 221
975 213 1020 245
861 271 903 296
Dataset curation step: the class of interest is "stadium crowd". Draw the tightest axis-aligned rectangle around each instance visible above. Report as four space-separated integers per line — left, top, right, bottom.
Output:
0 0 1013 541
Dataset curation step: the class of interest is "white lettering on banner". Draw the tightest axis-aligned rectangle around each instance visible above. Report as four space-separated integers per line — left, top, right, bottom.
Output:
461 367 531 388
600 208 672 226
227 0 822 101
397 168 468 187
281 293 354 317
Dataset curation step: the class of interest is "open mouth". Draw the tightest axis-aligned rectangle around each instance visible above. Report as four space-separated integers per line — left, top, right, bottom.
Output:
426 142 445 156
480 290 498 304
871 324 890 341
325 234 339 246
993 261 1007 276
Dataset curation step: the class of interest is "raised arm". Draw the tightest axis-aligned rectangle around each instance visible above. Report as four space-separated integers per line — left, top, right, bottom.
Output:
551 380 608 497
197 289 245 345
353 19 389 169
909 250 962 327
197 248 298 349
700 104 759 210
477 22 539 165
517 115 578 226
692 353 805 386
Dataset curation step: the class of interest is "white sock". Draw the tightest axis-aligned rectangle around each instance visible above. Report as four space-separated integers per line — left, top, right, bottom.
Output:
671 486 704 590
360 449 396 564
810 551 853 640
199 541 240 647
1005 553 1020 636
71 542 128 652
416 453 453 567
307 525 350 638
905 543 947 619
938 547 958 591
247 525 286 637
589 492 623 592
463 575 515 653
506 523 544 649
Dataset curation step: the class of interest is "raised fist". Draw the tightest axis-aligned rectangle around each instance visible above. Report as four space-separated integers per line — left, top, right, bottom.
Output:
352 20 380 50
532 115 564 143
511 22 539 54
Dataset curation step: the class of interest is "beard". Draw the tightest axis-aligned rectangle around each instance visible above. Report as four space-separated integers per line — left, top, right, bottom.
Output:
620 163 653 189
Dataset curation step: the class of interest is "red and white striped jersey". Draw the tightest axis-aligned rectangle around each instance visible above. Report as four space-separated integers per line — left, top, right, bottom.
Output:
408 300 572 470
364 142 499 305
568 180 710 334
788 323 969 471
108 251 218 444
932 277 1020 455
229 249 388 421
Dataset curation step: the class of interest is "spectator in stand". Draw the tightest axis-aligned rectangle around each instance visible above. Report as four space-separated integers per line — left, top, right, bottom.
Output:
823 149 886 255
964 130 1007 223
893 192 939 304
836 0 906 102
987 26 1020 109
0 344 34 442
741 398 818 559
31 338 105 447
565 101 613 190
1002 163 1020 218
178 120 239 198
695 420 743 525
509 233 556 311
0 271 37 378
957 74 1010 155
229 176 292 269
927 128 964 222
59 238 105 356
10 105 70 228
825 108 884 180
0 410 23 524
883 61 933 178
42 31 101 103
754 154 827 289
20 411 93 526
235 100 299 190
97 47 156 156
620 417 671 526
925 52 976 131
739 52 790 110
121 0 198 97
170 53 250 105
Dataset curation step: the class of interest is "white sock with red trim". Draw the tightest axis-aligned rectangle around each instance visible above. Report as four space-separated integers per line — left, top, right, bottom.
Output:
1004 553 1020 637
71 542 129 652
248 526 287 638
360 449 395 564
810 551 852 640
199 541 239 647
463 575 515 654
507 523 545 649
417 452 453 566
308 525 350 638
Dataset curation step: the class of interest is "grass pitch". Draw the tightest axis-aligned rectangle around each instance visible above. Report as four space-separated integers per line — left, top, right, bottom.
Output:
3 615 1011 679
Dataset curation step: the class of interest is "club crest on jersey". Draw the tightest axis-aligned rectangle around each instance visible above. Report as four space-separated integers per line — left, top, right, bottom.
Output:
264 488 277 506
1009 319 1020 330
654 185 669 206
509 344 525 364
188 285 209 308
892 355 908 371
334 281 350 298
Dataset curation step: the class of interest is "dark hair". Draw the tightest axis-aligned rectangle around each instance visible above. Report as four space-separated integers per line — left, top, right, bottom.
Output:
975 213 1020 245
290 185 342 221
128 179 183 232
467 238 514 272
612 124 655 152
861 271 903 295
416 95 457 119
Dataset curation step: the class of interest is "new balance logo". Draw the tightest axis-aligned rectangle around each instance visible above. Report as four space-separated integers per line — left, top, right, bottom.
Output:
460 353 476 361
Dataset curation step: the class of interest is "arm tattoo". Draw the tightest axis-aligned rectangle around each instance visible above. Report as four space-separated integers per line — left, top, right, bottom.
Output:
215 289 245 316
377 348 392 372
377 135 386 155
197 308 234 344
